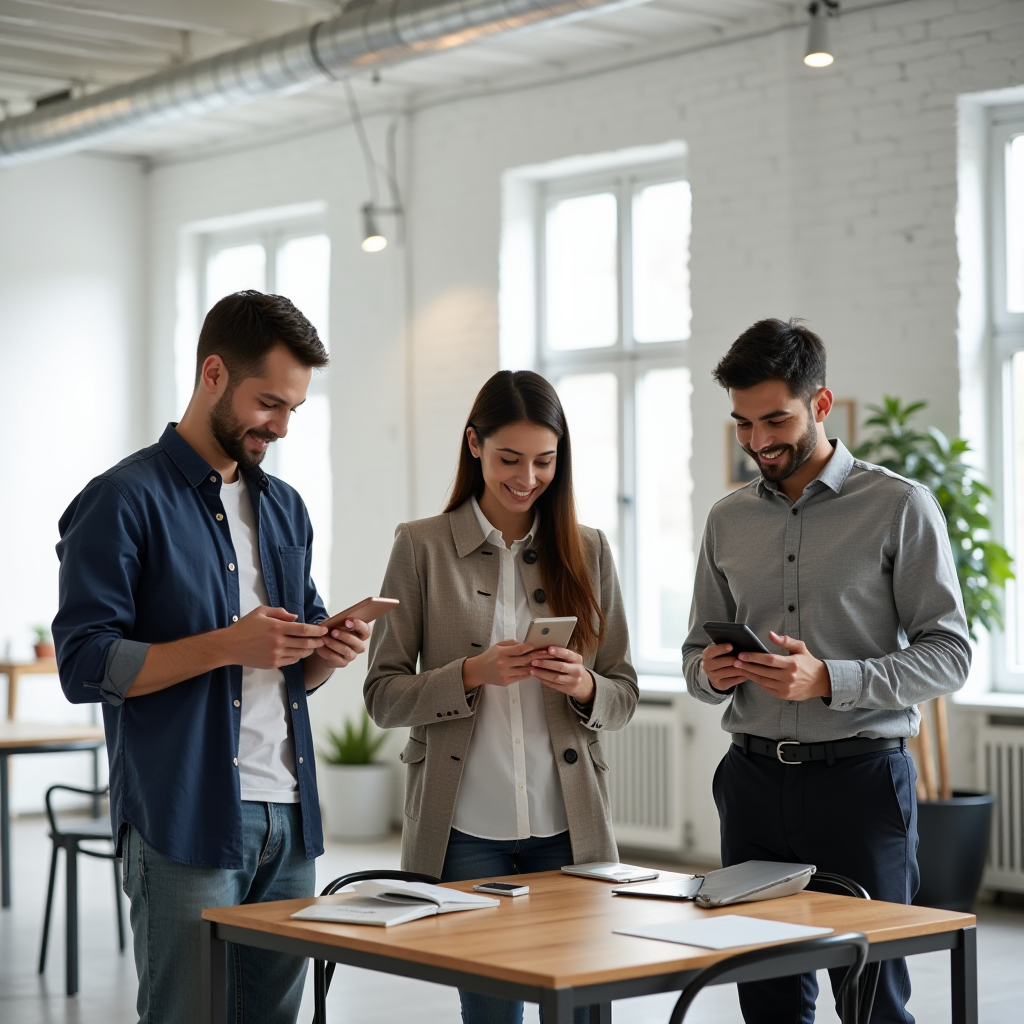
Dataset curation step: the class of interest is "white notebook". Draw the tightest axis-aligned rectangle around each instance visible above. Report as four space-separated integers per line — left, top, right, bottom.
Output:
291 879 500 928
561 862 659 883
614 915 833 950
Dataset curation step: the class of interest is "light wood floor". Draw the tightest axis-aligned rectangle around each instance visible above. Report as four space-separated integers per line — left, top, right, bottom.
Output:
1 814 1021 1023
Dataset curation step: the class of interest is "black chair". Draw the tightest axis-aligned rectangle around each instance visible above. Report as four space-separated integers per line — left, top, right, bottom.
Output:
667 931 869 1024
38 783 125 995
808 871 881 1024
311 869 439 1024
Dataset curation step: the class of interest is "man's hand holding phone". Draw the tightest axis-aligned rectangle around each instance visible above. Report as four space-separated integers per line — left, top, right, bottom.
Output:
702 643 749 693
227 606 328 669
735 632 832 701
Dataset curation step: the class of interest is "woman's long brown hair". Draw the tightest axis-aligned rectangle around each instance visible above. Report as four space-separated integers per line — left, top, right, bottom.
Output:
444 370 605 654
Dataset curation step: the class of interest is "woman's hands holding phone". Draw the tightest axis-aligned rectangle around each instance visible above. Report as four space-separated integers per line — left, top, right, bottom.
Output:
316 618 372 668
529 646 595 704
462 640 536 692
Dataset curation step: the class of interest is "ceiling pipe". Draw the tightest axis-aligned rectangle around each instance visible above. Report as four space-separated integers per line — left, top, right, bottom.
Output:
0 0 650 168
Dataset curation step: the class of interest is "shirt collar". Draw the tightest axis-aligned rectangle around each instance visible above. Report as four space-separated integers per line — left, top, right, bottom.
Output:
158 422 269 493
756 439 855 499
470 496 538 549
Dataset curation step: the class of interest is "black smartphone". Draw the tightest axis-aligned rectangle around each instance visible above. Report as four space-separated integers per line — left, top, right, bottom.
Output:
702 621 770 654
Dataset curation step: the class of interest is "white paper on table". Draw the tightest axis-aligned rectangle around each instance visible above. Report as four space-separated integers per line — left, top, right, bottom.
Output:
614 915 833 950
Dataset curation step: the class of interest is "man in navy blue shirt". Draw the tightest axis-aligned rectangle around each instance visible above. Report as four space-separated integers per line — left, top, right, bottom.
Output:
54 291 370 1024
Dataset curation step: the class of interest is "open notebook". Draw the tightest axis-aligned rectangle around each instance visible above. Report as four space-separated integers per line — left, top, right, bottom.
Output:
291 879 500 928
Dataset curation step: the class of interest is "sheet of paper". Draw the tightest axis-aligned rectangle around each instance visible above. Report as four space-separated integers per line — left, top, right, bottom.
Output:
614 915 833 950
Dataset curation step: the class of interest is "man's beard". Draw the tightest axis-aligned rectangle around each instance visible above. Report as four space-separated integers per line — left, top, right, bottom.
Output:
744 410 818 483
209 389 276 472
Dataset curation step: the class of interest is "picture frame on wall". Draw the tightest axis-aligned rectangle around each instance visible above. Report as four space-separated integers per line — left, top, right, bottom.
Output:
726 400 857 489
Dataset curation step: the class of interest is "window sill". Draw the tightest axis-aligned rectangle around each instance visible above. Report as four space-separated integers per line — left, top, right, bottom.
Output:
952 690 1024 712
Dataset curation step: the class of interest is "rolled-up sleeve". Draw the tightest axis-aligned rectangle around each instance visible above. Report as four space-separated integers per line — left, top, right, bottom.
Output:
822 485 972 711
54 477 148 705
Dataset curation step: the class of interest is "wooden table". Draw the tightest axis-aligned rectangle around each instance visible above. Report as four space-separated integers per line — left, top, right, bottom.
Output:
0 658 59 720
200 870 977 1024
0 721 106 908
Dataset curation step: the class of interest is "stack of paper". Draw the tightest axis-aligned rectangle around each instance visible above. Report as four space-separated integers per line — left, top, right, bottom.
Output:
614 915 833 950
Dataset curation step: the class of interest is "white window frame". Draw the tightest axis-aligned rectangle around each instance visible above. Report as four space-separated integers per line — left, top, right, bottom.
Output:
987 105 1024 691
536 161 691 675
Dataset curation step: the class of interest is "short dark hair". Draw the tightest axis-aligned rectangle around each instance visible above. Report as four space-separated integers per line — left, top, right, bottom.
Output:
712 318 826 401
195 290 329 387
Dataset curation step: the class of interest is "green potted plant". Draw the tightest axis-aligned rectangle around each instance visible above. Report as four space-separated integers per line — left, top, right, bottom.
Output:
317 710 392 841
854 397 1011 910
32 625 55 660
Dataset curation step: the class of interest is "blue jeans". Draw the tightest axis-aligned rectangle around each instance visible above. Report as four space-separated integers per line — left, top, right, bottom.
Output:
122 801 315 1024
440 829 590 1024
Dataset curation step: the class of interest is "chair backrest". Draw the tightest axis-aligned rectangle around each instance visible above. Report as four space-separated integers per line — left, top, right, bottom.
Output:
43 783 109 835
808 871 871 901
668 932 869 1024
319 869 440 898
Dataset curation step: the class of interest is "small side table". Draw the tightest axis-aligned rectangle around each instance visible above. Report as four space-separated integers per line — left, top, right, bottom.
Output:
0 658 59 721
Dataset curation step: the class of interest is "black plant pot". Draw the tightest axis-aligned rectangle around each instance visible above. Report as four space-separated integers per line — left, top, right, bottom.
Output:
914 790 996 912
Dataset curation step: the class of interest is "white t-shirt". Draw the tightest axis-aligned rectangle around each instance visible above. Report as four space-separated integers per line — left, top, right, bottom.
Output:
450 498 569 840
219 475 300 804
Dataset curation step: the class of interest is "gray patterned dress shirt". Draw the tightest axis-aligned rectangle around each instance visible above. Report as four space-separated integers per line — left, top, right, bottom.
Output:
682 440 972 742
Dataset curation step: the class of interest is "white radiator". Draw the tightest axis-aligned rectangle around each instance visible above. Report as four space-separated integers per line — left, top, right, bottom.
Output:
602 699 685 853
979 723 1024 893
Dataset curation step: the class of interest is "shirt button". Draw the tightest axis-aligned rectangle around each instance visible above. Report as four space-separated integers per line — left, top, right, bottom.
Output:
298 756 304 764
292 702 298 709
216 513 224 521
233 699 240 707
791 508 799 516
210 476 217 483
789 604 796 612
233 757 238 766
228 563 235 572
515 737 521 744
788 554 795 562
232 615 238 622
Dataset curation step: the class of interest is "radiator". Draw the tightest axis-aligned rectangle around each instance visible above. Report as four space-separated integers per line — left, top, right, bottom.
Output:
602 700 685 853
979 723 1024 892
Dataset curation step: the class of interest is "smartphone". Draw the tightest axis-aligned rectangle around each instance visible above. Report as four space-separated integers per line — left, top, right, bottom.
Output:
702 620 770 655
321 597 400 632
472 881 530 897
523 616 577 650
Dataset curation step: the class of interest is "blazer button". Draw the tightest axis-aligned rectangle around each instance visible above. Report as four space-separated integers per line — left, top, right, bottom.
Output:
533 588 546 604
564 748 578 764
523 549 538 564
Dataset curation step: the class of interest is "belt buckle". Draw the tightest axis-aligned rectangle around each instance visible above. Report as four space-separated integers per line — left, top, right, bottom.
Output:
776 741 802 765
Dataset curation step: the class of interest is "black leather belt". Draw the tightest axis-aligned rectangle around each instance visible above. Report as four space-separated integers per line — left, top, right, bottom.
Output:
733 734 905 765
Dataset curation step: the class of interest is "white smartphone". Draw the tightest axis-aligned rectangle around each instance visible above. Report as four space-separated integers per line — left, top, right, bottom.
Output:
523 616 577 650
321 597 399 632
472 881 530 897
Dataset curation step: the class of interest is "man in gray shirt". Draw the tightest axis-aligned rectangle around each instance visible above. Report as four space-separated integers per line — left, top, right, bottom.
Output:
683 319 971 1024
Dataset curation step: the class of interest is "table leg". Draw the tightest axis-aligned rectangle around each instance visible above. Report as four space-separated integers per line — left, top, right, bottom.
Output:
91 747 100 818
1 753 9 909
950 925 978 1024
200 919 227 1024
539 989 576 1024
589 1002 612 1024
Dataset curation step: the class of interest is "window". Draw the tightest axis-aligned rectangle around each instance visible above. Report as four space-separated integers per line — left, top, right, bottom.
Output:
537 166 693 671
990 107 1024 689
180 225 334 605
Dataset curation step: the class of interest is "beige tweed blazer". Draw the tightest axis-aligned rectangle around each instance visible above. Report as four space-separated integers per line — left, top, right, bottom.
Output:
363 500 639 879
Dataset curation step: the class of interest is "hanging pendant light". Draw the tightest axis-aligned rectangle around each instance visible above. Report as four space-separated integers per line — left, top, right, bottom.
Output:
361 203 387 253
804 1 839 68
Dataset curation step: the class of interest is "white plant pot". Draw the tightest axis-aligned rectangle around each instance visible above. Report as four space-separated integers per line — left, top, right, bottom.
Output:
319 762 393 841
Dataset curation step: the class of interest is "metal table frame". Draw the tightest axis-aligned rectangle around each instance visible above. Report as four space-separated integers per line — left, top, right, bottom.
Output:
0 738 104 907
200 918 977 1024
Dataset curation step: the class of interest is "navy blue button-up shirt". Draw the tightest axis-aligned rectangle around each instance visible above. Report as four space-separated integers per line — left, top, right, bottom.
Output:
54 424 328 868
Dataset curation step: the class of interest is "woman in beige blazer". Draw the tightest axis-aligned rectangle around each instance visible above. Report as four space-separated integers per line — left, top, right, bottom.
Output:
364 369 638 1024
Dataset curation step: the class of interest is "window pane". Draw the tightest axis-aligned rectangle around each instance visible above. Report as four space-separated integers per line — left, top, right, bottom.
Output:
556 373 619 565
206 243 265 311
274 393 333 607
632 180 692 343
545 193 618 351
276 234 331 348
635 367 694 663
1008 134 1024 314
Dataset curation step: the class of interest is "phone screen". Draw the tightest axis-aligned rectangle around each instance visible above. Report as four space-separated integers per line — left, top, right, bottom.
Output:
480 882 521 891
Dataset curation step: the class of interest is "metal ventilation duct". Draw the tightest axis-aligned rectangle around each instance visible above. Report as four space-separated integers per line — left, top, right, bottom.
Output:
0 0 648 168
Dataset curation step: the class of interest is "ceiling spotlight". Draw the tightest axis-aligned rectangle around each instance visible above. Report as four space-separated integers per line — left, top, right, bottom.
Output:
361 203 387 253
805 1 839 68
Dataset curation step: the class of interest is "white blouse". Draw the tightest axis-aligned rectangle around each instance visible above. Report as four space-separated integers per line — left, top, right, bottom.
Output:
450 499 569 840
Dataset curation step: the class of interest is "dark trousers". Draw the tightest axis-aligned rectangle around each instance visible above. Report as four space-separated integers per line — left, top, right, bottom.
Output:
714 743 919 1024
